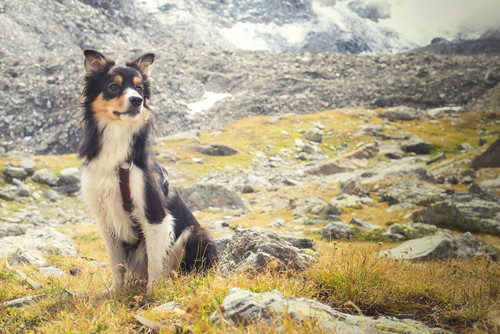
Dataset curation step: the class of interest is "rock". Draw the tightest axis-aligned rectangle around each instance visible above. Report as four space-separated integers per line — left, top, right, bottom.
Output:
32 168 59 186
19 158 36 175
349 218 381 231
0 227 78 258
9 248 47 267
0 188 15 201
39 266 66 277
218 228 318 273
194 144 238 156
329 194 365 209
15 181 31 197
211 288 448 333
304 127 323 143
458 143 473 151
401 138 432 155
292 197 343 217
379 145 405 159
378 106 419 121
380 180 444 207
322 221 353 240
411 193 500 235
267 218 285 228
244 174 271 188
3 166 28 182
45 189 60 202
382 223 437 241
380 232 498 261
307 143 378 175
178 184 248 212
59 167 80 185
471 138 500 169
0 222 29 238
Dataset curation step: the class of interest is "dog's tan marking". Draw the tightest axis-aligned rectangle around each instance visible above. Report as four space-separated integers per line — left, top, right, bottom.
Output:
113 75 123 85
133 77 141 86
91 93 125 121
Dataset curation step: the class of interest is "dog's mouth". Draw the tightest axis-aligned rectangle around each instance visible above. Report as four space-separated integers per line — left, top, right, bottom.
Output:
113 107 142 118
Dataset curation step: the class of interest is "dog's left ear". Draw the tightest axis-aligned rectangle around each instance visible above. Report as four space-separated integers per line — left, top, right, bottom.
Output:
127 53 155 75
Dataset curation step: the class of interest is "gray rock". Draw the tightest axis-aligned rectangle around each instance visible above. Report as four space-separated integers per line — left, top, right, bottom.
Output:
402 139 432 155
19 158 36 175
179 184 248 212
218 228 318 273
15 181 31 197
59 167 80 185
380 232 497 261
292 197 343 217
304 127 323 143
382 223 437 241
45 189 60 202
471 138 500 169
3 166 28 182
0 222 29 238
322 221 353 240
379 145 405 159
32 168 59 186
39 266 66 277
0 188 15 201
194 144 238 156
378 106 419 121
211 288 449 333
329 194 365 209
307 143 378 175
411 193 500 235
380 180 444 207
0 227 78 258
9 248 47 267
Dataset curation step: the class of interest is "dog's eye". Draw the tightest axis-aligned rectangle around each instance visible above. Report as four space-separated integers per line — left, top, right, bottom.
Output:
108 83 121 92
136 85 143 93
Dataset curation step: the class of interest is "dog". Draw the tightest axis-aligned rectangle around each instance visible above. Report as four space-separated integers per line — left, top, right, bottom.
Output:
78 49 218 292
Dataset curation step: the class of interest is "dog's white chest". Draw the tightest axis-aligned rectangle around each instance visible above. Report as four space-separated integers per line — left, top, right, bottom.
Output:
81 164 145 243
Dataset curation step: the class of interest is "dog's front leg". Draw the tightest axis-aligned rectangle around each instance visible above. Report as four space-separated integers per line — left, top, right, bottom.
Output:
101 231 127 291
142 219 173 293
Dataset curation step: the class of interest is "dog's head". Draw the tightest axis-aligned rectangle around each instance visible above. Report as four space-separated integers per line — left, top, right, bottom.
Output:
81 49 154 124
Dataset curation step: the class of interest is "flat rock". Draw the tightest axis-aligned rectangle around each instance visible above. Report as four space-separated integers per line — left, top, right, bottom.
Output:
380 232 497 261
211 288 449 333
9 248 47 267
179 183 248 212
218 227 318 273
194 143 238 156
307 143 378 175
59 167 80 185
380 180 444 207
3 166 28 182
378 106 420 121
0 227 78 258
382 222 437 241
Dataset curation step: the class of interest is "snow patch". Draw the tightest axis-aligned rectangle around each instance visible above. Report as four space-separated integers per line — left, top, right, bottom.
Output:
187 92 232 115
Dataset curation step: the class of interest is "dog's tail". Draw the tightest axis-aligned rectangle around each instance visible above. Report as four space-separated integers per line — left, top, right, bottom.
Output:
165 229 190 275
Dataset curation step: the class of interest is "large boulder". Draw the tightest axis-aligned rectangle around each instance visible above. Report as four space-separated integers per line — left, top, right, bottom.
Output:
471 138 500 169
179 183 248 212
292 197 343 217
218 228 318 273
380 232 497 261
411 193 500 235
0 227 78 258
211 288 449 333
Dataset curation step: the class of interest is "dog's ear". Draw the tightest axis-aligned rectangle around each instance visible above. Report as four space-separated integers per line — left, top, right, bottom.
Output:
83 49 109 74
127 53 155 75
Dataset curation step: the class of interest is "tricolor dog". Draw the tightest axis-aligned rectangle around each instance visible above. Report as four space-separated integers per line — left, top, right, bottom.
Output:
78 49 218 292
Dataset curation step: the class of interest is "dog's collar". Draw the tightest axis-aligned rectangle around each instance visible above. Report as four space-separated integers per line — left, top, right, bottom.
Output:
119 157 134 213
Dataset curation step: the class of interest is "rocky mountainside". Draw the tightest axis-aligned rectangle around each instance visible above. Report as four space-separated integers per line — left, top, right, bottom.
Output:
1 0 500 155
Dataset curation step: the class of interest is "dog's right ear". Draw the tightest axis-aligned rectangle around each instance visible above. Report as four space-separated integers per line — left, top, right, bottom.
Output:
84 49 108 74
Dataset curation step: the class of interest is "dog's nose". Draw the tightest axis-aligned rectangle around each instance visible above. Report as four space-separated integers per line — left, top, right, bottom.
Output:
129 96 143 107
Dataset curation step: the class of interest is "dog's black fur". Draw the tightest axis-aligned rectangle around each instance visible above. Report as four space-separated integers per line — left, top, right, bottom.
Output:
79 50 218 280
